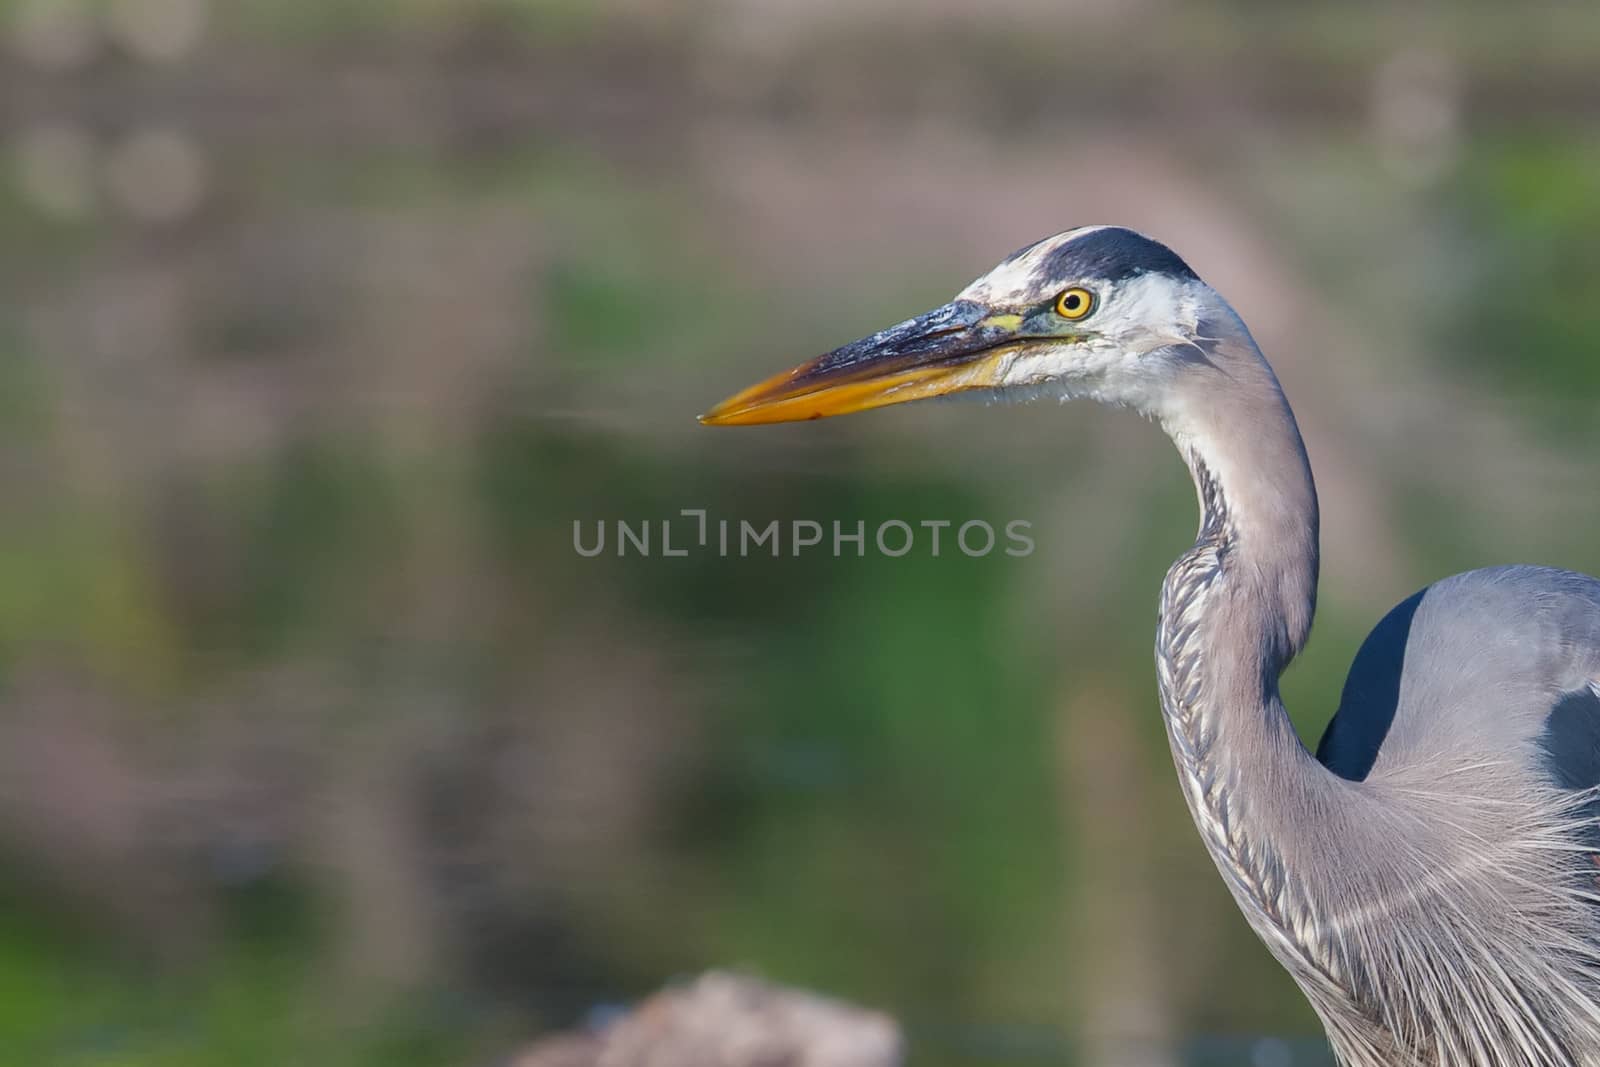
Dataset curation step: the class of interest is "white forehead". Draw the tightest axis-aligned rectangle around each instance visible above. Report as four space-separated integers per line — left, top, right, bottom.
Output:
958 225 1114 304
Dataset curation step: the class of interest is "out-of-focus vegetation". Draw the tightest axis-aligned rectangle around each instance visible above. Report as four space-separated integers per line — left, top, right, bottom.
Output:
1448 140 1600 424
3 1 1600 1064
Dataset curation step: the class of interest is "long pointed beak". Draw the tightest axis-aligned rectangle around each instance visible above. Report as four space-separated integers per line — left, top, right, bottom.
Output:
699 300 1025 426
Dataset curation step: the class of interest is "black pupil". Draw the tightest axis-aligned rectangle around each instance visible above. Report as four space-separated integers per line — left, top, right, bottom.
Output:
1063 293 1081 310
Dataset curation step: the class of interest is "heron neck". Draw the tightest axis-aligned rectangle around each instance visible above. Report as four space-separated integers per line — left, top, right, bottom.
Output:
1153 326 1346 983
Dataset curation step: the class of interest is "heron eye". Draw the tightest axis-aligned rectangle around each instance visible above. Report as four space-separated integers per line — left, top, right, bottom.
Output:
1054 287 1095 320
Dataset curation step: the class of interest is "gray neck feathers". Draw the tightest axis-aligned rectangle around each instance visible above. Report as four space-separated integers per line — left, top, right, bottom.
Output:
1153 324 1349 994
1150 320 1600 1064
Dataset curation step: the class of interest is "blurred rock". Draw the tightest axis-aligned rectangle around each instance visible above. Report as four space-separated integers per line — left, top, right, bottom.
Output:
514 1034 604 1067
515 972 904 1067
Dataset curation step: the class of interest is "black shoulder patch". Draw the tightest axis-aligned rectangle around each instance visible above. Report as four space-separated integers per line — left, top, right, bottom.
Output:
1541 685 1600 859
1317 589 1424 782
1037 227 1200 285
1542 684 1600 792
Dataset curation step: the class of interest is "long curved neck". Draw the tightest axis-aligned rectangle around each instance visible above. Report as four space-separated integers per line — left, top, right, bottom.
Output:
1148 320 1600 1065
1153 322 1347 985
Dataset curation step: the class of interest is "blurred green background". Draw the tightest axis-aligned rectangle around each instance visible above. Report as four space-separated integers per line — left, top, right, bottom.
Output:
3 1 1599 1064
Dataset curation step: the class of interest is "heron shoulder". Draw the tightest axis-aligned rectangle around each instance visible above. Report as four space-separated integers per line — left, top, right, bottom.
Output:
1316 564 1600 784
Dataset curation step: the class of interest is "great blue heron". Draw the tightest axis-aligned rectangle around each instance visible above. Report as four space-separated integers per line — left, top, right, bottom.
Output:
700 226 1600 1066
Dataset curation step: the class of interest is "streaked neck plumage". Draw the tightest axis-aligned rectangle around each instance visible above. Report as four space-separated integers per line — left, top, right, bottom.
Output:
1150 315 1345 990
1147 312 1600 1066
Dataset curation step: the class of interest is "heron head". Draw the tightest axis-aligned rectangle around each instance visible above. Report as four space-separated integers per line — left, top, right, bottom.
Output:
700 226 1231 425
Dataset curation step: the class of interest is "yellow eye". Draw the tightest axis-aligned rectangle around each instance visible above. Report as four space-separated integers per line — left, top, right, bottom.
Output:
1055 287 1095 320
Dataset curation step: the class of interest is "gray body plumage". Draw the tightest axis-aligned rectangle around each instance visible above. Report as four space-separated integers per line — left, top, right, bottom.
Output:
703 225 1600 1064
1154 297 1600 1066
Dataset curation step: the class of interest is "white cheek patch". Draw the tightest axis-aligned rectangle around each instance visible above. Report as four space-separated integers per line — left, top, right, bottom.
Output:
997 339 1122 394
985 274 1228 416
1105 274 1206 351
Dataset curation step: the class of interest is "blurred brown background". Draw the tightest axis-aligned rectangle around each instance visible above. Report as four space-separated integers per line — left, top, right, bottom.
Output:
3 1 1599 1064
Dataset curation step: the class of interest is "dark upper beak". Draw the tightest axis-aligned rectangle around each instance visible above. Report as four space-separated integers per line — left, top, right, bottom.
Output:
699 299 1027 426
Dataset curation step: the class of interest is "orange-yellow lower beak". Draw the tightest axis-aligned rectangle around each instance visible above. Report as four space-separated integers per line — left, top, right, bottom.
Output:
699 300 1022 427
